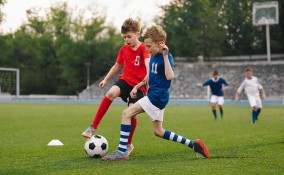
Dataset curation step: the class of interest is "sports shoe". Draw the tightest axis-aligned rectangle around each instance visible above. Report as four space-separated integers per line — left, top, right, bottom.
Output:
81 125 95 138
101 150 129 161
193 139 210 158
127 144 135 156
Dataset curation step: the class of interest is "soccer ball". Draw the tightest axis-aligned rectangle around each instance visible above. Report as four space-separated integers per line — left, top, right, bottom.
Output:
84 135 108 158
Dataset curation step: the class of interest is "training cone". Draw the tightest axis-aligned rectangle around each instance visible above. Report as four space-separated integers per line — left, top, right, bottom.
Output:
47 139 64 146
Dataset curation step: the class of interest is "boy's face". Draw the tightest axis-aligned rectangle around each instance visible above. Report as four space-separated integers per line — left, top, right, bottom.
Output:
144 38 159 56
245 70 253 79
212 74 218 80
122 31 140 48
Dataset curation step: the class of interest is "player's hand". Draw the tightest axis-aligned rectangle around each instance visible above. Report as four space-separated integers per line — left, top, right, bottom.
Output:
235 96 240 101
99 80 107 89
196 83 202 88
130 88 138 99
261 94 266 99
158 41 169 56
143 77 149 85
222 86 228 91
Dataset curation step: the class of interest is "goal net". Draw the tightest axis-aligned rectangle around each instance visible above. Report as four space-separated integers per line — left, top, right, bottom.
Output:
0 68 20 97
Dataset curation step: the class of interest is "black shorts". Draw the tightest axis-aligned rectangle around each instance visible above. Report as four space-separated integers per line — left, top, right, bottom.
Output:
114 79 144 106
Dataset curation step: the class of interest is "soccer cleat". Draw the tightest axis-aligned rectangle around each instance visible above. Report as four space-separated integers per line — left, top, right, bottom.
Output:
101 150 129 161
193 139 210 158
81 125 95 138
127 144 135 156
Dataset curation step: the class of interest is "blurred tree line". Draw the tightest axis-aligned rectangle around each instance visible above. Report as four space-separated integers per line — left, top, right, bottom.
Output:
159 0 284 60
0 0 283 95
0 2 123 95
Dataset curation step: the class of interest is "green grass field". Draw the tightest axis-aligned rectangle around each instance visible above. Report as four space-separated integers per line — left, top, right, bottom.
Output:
0 103 283 175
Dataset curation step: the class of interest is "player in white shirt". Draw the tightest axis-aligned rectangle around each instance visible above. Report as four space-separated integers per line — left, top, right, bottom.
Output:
235 68 266 125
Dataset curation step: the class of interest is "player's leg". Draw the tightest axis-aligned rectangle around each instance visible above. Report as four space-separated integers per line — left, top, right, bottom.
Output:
252 106 258 125
139 96 210 158
210 95 218 120
81 85 120 138
124 84 144 155
101 102 144 161
218 96 224 118
152 121 210 158
255 97 262 120
248 95 258 125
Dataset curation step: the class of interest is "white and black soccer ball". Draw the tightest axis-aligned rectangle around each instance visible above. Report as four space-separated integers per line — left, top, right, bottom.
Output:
84 135 108 158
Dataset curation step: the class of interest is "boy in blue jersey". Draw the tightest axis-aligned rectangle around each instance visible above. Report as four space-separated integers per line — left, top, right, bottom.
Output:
101 25 210 161
196 70 229 120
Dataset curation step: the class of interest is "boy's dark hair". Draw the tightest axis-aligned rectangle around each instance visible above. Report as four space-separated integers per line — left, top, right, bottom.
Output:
212 70 219 76
121 18 141 34
245 67 253 72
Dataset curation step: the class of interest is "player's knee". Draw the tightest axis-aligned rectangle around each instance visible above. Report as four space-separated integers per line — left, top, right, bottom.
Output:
122 110 131 119
105 91 118 100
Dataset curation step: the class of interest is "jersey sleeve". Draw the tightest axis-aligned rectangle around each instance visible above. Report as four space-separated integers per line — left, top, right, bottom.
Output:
116 47 125 65
237 80 245 93
202 79 211 86
142 45 151 61
222 78 229 86
255 77 263 89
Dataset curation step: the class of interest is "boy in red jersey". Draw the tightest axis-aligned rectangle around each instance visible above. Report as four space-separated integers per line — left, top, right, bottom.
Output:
81 18 150 155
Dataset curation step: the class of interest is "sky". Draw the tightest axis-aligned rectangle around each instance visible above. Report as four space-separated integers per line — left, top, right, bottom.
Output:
0 0 171 33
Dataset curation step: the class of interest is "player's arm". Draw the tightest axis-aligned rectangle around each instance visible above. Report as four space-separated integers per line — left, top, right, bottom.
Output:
258 84 266 99
196 80 210 88
235 92 241 101
259 88 266 99
222 79 229 90
143 58 150 84
160 42 174 80
99 62 123 89
130 79 148 99
256 79 266 99
196 83 203 88
235 81 245 100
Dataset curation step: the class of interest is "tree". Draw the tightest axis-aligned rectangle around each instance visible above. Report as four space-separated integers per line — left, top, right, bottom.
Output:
209 0 283 55
159 0 284 58
159 0 226 60
0 0 6 25
0 2 123 95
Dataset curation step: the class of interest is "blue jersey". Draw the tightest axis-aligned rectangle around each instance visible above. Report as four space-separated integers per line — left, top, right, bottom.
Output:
147 52 174 109
203 77 229 96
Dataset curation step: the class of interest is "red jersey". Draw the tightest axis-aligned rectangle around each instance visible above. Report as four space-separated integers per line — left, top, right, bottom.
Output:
116 43 150 95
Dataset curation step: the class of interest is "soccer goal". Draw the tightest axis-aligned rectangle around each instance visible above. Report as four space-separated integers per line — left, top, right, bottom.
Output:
0 67 20 97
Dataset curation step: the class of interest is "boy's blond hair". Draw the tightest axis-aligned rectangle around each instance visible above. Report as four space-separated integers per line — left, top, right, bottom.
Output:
142 25 166 43
121 18 141 34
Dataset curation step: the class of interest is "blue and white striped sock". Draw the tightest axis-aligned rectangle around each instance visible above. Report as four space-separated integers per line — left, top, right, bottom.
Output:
163 130 193 148
118 124 131 153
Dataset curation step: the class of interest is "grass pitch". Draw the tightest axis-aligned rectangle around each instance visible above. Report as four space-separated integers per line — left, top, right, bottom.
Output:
0 103 283 175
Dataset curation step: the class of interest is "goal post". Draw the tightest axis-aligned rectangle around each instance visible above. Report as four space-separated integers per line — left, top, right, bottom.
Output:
0 67 20 97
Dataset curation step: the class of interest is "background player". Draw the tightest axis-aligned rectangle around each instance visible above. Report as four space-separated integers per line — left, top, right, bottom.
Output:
101 25 210 161
235 67 266 125
196 70 229 120
81 18 150 155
